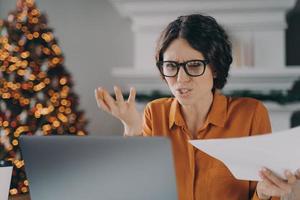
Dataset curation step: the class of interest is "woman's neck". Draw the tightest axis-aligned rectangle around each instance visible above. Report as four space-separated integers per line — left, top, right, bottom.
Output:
180 92 214 135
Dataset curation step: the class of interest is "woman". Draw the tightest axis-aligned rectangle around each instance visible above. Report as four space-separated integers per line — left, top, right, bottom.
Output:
95 14 300 200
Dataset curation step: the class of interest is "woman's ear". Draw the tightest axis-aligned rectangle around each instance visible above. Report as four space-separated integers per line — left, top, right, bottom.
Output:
209 65 217 79
212 68 217 79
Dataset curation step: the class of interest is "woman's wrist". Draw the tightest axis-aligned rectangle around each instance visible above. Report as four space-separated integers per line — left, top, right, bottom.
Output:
123 124 142 136
256 190 271 200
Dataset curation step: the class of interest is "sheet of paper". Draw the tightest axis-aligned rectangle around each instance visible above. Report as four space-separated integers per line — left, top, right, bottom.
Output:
0 166 13 200
189 126 300 181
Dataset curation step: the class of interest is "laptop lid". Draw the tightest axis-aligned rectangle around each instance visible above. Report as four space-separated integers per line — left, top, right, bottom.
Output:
20 136 178 200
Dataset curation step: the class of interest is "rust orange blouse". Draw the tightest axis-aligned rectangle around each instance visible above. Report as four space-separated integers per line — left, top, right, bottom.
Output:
142 92 279 200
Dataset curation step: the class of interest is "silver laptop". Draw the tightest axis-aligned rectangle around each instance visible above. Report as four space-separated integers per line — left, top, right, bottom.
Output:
20 136 178 200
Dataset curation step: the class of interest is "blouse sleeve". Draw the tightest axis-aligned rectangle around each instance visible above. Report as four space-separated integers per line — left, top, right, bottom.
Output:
142 103 152 137
250 101 272 136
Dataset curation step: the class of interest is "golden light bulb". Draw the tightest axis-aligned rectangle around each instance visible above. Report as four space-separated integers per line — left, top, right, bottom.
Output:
12 139 19 146
21 60 28 68
69 127 76 133
2 121 9 127
59 77 67 85
77 131 85 136
10 189 18 195
65 108 72 114
53 120 61 128
50 97 57 103
16 61 23 67
27 34 34 40
42 47 51 55
33 32 39 38
42 124 51 132
59 106 65 113
16 23 22 29
52 57 60 65
7 145 13 151
41 32 53 42
8 64 17 72
34 111 41 118
17 69 26 76
18 39 26 46
38 72 46 79
2 93 11 99
29 74 36 81
61 99 68 106
21 187 28 193
21 51 30 59
31 9 39 16
52 44 62 55
41 108 49 115
44 78 50 84
24 180 29 186
21 26 28 32
33 82 46 91
58 113 68 123
32 17 39 24
36 103 43 109
4 128 10 135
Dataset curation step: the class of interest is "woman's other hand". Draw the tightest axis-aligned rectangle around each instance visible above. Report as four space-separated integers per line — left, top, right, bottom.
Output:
256 167 300 199
95 86 143 136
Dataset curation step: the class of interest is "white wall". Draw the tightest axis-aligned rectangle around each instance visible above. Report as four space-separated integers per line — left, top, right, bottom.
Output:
0 0 134 135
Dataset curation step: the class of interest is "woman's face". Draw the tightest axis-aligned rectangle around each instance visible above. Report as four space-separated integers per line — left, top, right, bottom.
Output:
163 38 214 106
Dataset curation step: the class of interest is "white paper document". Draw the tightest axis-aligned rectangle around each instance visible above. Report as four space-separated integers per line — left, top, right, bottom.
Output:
189 126 300 181
0 166 13 200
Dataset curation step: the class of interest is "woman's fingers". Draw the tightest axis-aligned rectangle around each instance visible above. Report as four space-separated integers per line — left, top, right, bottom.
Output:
96 87 117 111
285 170 297 185
261 168 292 193
128 87 136 104
258 171 279 196
114 86 124 103
95 88 111 112
295 169 300 179
101 88 118 112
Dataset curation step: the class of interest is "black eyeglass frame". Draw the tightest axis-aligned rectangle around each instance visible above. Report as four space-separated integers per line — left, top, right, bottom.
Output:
156 59 209 77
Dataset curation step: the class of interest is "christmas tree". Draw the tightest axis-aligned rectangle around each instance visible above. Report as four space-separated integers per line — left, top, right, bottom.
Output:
0 0 87 195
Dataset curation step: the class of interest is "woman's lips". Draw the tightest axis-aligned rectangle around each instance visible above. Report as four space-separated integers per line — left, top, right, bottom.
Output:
176 88 192 96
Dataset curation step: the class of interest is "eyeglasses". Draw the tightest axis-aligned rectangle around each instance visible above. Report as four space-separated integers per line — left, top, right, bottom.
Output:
156 59 209 77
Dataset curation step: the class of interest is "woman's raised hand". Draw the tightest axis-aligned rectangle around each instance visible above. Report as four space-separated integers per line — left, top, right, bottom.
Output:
95 86 143 136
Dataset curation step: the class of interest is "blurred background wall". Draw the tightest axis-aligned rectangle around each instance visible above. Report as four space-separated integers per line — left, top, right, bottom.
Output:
0 0 299 135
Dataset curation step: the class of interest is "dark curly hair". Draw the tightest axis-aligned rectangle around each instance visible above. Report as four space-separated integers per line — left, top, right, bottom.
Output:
155 14 232 89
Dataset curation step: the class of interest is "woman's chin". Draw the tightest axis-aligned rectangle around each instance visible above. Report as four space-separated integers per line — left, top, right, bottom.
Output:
176 97 194 106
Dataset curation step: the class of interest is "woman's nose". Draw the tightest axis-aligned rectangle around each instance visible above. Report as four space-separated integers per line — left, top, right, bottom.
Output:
177 67 191 82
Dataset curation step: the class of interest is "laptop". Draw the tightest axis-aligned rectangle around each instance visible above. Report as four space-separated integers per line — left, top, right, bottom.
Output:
19 136 178 200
